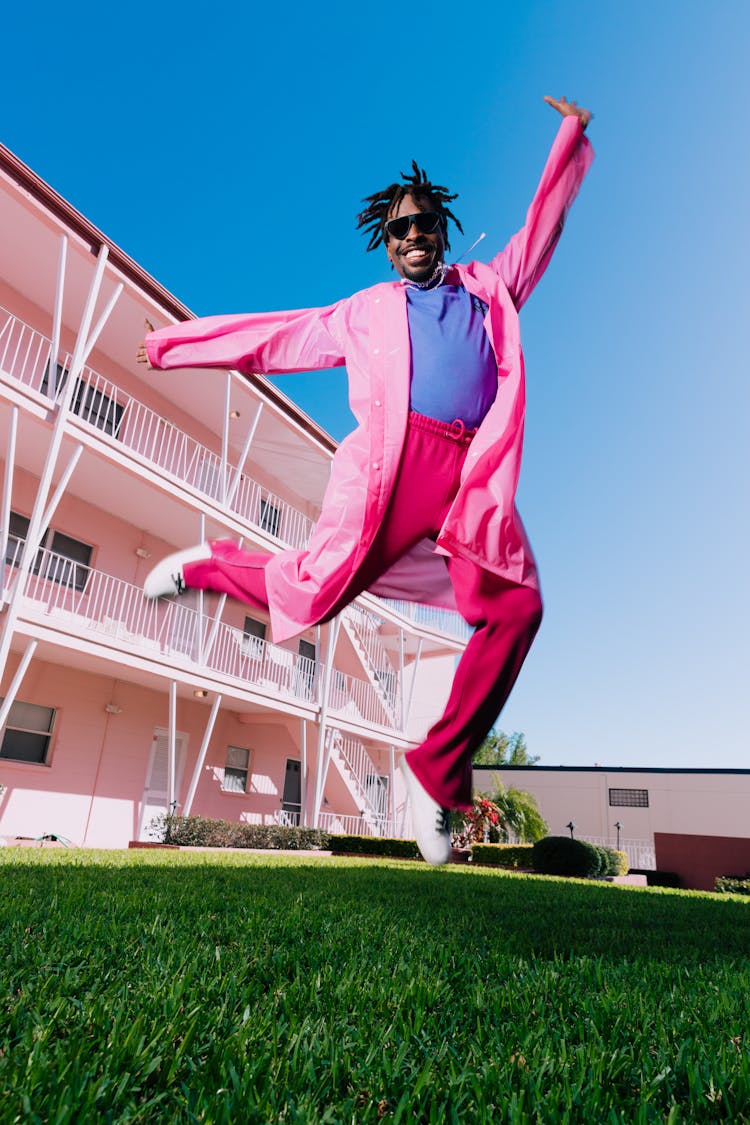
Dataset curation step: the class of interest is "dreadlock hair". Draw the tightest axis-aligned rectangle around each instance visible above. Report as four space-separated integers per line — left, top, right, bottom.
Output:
356 160 463 253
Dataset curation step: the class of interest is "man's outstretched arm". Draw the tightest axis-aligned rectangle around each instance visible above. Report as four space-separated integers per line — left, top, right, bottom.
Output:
136 301 348 376
490 96 594 310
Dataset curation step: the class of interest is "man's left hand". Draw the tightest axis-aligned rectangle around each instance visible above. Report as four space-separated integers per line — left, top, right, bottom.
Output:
543 95 592 130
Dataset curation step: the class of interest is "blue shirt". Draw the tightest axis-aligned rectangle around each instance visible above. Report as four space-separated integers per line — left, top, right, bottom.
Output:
405 282 497 428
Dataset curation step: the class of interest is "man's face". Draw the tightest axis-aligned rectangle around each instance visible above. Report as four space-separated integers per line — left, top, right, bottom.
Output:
384 192 445 282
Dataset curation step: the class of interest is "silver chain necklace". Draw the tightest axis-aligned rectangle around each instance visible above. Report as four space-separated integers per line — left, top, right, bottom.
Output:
402 261 449 290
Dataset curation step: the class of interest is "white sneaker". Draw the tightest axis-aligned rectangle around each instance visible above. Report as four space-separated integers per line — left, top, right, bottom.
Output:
143 543 211 599
399 757 452 866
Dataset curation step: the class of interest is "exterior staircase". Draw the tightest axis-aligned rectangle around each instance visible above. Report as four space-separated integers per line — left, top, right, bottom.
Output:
327 727 390 835
341 606 401 728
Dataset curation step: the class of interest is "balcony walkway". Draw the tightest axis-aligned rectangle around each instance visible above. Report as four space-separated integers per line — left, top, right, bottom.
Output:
4 542 400 733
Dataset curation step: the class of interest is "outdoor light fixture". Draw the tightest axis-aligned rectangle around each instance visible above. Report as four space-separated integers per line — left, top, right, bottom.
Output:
193 689 208 699
229 410 241 419
134 547 151 559
614 821 622 849
566 821 575 839
104 704 122 715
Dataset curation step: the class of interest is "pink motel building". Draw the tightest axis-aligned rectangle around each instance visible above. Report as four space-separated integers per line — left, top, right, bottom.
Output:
0 142 471 848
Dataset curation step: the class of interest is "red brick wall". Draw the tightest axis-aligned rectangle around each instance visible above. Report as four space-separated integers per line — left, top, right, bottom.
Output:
654 833 750 891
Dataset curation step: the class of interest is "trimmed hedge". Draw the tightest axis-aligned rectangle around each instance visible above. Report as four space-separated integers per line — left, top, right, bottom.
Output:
608 849 630 877
328 835 421 860
156 815 331 851
533 836 602 878
631 868 682 888
716 875 750 896
471 844 534 868
531 837 629 879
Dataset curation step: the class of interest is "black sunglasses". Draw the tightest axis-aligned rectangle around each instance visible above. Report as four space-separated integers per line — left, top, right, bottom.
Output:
384 211 442 241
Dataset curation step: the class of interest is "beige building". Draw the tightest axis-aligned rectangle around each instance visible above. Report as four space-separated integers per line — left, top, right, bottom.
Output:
474 765 750 871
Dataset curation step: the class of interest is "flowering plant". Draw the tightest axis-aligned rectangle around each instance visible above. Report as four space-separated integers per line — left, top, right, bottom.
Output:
451 797 506 849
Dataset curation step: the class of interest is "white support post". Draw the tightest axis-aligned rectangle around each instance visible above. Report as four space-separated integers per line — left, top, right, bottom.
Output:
79 281 124 369
48 235 68 400
398 628 405 730
0 244 118 684
0 639 38 731
0 406 18 561
389 745 396 828
312 616 340 827
226 402 263 509
221 371 231 502
405 638 423 730
183 693 222 817
300 719 308 826
197 514 205 654
40 445 83 531
201 538 242 664
167 680 177 815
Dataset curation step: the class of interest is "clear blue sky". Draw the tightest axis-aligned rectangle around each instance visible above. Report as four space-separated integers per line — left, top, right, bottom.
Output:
3 2 748 768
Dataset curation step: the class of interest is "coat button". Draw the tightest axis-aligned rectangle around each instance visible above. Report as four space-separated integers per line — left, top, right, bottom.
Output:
374 400 382 407
372 463 380 470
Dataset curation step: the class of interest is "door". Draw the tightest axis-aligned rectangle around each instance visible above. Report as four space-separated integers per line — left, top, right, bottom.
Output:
138 727 188 840
281 758 302 825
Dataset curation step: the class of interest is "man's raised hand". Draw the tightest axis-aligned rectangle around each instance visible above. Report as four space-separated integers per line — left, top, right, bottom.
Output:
543 95 592 131
136 319 155 368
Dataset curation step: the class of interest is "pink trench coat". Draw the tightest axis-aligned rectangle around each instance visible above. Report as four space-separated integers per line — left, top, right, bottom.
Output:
147 117 593 643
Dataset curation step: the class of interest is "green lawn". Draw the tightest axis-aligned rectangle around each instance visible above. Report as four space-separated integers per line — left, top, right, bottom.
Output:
0 849 748 1124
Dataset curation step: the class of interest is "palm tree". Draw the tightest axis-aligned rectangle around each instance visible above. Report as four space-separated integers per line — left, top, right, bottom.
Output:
489 783 547 843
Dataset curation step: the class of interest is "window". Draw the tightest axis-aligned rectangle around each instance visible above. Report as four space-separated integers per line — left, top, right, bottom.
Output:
259 498 280 537
609 788 649 808
0 700 56 764
42 362 124 438
222 746 250 793
6 511 92 593
242 616 267 659
4 510 29 567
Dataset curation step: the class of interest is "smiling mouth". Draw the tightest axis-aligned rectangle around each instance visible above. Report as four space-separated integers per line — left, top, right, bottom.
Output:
402 244 434 263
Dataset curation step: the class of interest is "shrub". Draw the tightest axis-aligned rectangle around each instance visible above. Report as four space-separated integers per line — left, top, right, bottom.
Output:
608 849 630 877
532 836 602 878
715 875 750 896
471 844 534 868
328 835 421 860
451 798 505 849
630 868 682 888
153 815 330 851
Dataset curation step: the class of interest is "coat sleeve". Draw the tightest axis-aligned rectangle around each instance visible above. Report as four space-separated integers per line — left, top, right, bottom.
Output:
490 115 594 310
145 300 348 375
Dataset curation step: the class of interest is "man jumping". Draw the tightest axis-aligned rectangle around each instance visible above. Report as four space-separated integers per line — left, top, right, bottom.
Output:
138 95 594 864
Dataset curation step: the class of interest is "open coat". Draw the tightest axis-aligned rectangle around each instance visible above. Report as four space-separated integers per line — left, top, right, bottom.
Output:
146 116 594 642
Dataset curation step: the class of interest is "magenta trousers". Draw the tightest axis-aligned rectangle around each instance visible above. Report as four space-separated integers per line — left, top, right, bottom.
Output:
184 413 542 810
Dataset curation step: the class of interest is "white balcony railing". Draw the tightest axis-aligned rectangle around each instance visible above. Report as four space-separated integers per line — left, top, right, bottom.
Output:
580 836 657 871
3 541 403 729
317 812 400 839
0 307 315 551
379 598 473 642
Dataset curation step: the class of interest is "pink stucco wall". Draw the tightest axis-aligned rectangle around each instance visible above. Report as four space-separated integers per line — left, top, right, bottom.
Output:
0 651 370 848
